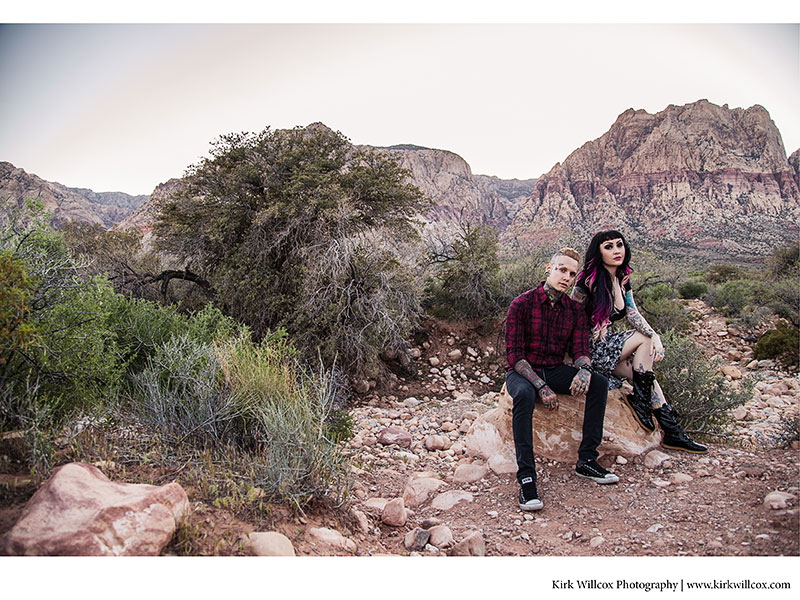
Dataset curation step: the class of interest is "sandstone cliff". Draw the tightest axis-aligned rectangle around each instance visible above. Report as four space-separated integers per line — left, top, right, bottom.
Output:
0 162 147 228
362 144 535 233
503 100 800 257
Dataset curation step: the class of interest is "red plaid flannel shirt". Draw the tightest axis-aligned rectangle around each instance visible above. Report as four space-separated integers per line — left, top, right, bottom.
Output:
505 282 591 371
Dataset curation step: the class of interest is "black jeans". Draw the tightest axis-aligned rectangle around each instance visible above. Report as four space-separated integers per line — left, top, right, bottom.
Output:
505 366 609 483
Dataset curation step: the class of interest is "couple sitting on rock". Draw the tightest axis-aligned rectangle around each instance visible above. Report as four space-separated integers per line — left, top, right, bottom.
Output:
506 230 707 512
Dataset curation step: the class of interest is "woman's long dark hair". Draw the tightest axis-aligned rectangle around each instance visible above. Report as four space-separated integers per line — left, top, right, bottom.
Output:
576 230 632 331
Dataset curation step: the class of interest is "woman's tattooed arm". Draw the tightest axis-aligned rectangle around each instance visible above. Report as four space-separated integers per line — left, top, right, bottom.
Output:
624 289 656 338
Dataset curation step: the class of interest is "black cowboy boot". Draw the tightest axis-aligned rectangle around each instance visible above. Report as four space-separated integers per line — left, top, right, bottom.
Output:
624 370 656 432
654 404 708 453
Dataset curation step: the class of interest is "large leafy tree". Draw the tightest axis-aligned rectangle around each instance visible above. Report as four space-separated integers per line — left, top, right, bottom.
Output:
154 123 427 378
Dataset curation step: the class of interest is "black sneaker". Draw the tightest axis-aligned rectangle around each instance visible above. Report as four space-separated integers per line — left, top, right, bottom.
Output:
518 476 543 511
576 460 619 485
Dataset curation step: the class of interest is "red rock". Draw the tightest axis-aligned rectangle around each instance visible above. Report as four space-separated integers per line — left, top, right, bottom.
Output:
377 427 412 448
0 462 188 556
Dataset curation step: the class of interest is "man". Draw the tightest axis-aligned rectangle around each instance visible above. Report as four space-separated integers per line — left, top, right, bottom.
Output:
505 247 618 512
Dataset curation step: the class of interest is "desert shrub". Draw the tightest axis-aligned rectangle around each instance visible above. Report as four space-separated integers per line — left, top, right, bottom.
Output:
109 297 238 375
704 279 767 317
634 281 690 334
678 278 708 299
0 204 124 426
754 320 799 366
0 203 128 470
153 124 426 380
0 251 37 365
656 330 753 435
704 263 743 284
128 329 349 503
295 233 423 380
767 241 800 277
496 251 548 307
423 222 503 320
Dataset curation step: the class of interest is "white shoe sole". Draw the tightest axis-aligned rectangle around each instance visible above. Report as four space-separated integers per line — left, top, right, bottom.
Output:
576 472 619 485
519 500 544 511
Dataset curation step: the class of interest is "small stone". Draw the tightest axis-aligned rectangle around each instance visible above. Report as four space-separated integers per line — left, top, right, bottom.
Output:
721 365 742 380
428 525 454 548
403 477 446 507
429 357 440 367
308 528 357 553
377 427 412 448
616 456 628 465
353 379 371 394
589 536 605 548
452 463 488 484
669 473 694 484
381 498 407 526
404 528 431 551
646 524 664 533
363 497 389 515
644 450 671 468
448 349 463 361
431 490 473 511
350 509 370 534
245 532 295 556
449 531 485 556
763 491 795 510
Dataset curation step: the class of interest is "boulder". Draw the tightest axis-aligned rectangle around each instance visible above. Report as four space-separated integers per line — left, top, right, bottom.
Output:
0 462 189 556
464 385 661 464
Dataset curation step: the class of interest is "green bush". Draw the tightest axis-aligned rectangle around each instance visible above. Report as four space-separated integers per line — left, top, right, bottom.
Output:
656 330 753 435
634 281 690 334
128 329 349 503
767 241 800 277
754 320 799 366
704 263 743 284
678 278 709 299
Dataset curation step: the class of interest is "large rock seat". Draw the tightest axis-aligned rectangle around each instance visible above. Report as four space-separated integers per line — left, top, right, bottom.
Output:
465 384 662 466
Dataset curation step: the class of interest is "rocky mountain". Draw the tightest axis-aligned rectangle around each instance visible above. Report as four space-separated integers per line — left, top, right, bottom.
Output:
363 144 536 233
503 100 800 258
0 161 148 228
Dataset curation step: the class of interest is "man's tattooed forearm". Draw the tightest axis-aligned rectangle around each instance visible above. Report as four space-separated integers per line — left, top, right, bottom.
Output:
574 356 591 370
514 359 545 389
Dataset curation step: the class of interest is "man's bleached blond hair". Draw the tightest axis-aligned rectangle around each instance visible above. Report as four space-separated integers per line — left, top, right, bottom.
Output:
550 247 581 265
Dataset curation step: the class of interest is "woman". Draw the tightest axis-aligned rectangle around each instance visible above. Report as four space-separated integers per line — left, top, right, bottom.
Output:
571 230 707 453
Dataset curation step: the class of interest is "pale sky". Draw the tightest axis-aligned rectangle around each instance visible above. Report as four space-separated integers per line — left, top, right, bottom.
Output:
1 7 799 195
